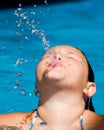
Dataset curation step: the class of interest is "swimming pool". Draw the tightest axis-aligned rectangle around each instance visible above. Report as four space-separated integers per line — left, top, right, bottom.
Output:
0 0 104 114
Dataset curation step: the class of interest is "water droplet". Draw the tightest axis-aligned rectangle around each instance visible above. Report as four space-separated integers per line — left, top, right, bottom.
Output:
15 72 22 77
34 4 37 8
44 0 48 5
19 3 22 7
25 36 29 40
29 93 32 96
15 80 22 87
17 8 22 11
31 12 36 15
13 86 18 89
9 107 15 112
20 89 27 96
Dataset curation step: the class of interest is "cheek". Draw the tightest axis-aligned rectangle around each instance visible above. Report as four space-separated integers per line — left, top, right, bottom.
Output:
36 62 44 81
36 60 49 81
66 61 84 79
70 64 88 86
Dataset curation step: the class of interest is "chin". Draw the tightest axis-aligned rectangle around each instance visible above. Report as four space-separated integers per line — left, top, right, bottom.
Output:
44 75 65 84
45 71 64 79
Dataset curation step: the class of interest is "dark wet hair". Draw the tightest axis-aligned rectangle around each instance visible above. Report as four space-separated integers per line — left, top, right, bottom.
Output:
79 50 95 112
82 52 94 82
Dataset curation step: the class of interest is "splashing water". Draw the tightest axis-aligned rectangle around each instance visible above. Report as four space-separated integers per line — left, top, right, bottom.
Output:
14 3 50 53
13 2 51 96
14 57 28 67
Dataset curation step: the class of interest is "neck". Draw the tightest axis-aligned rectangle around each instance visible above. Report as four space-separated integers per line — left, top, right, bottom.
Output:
37 93 85 129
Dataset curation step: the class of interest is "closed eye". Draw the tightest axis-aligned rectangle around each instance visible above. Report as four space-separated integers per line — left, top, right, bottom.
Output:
66 53 83 63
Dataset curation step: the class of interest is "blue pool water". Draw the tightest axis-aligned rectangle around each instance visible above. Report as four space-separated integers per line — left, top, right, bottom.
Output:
0 0 104 114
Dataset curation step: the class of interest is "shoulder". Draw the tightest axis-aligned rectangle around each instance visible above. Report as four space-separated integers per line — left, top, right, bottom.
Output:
84 110 104 130
0 111 32 126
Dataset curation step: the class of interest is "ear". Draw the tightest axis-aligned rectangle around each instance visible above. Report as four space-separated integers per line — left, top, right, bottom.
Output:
83 82 96 97
35 88 39 94
34 81 39 95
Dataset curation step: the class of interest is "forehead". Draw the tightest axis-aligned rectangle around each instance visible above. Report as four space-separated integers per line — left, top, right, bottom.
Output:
50 45 85 58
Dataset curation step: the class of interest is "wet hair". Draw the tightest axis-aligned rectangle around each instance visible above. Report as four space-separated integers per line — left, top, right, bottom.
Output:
79 49 95 112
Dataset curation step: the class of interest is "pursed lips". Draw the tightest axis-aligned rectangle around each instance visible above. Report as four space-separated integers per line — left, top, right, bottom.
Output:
44 61 64 76
48 61 63 68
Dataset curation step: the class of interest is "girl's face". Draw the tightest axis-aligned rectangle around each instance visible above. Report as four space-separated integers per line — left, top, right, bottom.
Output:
36 45 89 90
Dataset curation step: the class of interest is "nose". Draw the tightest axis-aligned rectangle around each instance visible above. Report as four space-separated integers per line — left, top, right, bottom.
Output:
51 53 62 61
45 52 62 65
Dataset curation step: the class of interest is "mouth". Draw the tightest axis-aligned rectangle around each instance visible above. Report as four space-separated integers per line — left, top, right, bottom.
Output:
43 61 64 78
45 62 64 73
49 61 63 68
